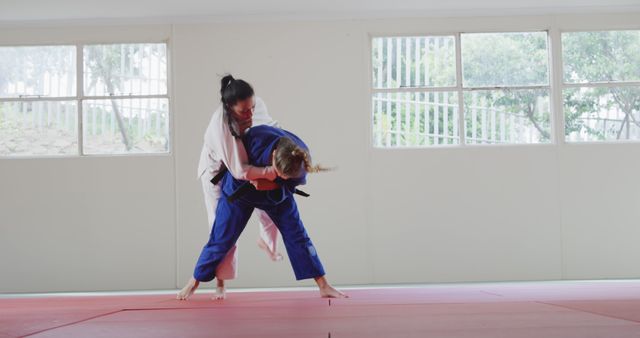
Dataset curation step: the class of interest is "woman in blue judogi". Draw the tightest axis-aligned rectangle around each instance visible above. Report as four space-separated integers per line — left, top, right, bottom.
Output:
179 125 347 299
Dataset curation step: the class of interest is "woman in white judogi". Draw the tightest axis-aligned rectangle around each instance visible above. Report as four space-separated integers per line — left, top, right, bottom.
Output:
195 75 282 299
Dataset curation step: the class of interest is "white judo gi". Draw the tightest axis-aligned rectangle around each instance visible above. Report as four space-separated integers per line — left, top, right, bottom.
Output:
197 96 280 280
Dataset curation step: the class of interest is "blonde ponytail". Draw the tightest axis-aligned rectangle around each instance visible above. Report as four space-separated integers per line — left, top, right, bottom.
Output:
274 137 332 177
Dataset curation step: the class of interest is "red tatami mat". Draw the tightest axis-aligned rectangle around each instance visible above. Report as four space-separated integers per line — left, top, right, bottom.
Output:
540 299 640 323
0 294 166 337
3 281 640 337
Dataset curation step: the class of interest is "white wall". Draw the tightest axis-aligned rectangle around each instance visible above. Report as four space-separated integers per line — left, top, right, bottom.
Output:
1 13 640 293
0 25 177 293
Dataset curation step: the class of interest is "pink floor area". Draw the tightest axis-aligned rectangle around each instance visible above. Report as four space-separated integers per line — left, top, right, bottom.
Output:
2 280 640 337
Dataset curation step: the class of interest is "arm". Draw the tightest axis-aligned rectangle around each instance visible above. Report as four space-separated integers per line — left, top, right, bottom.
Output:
251 175 304 191
250 179 280 191
206 108 277 181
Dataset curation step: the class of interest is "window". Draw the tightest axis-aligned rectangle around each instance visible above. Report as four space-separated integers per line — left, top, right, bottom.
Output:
0 43 169 156
562 30 640 142
372 32 551 147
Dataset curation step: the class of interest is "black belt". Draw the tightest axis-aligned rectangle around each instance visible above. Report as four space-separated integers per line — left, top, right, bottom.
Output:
210 163 228 185
227 181 310 202
211 164 310 202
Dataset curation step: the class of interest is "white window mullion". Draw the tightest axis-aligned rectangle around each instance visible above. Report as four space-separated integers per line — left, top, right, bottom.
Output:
83 94 169 100
386 38 393 90
373 87 458 93
550 28 564 145
385 39 393 147
452 92 458 143
402 38 412 146
395 92 401 146
434 91 440 145
0 96 77 102
77 43 84 156
563 81 640 88
414 38 422 144
425 92 430 144
455 33 466 145
414 37 421 88
405 92 411 146
405 37 411 87
425 38 431 87
375 39 383 146
415 92 420 144
395 38 402 88
376 38 383 88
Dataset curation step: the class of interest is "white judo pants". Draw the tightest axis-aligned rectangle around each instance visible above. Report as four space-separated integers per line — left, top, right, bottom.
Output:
200 175 279 280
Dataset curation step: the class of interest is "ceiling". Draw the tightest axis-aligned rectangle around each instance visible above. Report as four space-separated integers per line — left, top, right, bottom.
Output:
1 0 640 23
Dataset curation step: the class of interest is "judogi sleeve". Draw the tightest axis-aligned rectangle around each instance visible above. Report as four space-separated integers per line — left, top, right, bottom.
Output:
204 103 277 181
252 97 282 129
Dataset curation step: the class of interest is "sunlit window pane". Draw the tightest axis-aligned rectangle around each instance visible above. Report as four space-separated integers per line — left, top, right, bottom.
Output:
464 89 551 144
372 36 456 89
0 101 78 156
84 43 167 96
462 32 549 87
564 86 640 142
0 46 76 98
373 92 459 147
563 31 640 84
82 98 169 154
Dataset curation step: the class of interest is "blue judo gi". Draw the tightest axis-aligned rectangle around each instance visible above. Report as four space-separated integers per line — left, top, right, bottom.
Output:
193 125 325 282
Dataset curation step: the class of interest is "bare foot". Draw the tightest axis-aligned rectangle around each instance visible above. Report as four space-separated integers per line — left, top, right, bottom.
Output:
213 279 226 300
314 276 348 298
177 277 200 300
213 286 226 300
319 284 348 298
257 237 283 261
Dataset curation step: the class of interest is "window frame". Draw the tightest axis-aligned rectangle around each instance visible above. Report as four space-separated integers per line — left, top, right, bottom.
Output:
0 40 172 158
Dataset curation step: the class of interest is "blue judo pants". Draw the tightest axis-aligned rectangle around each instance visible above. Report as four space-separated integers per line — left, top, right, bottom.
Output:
193 190 325 282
